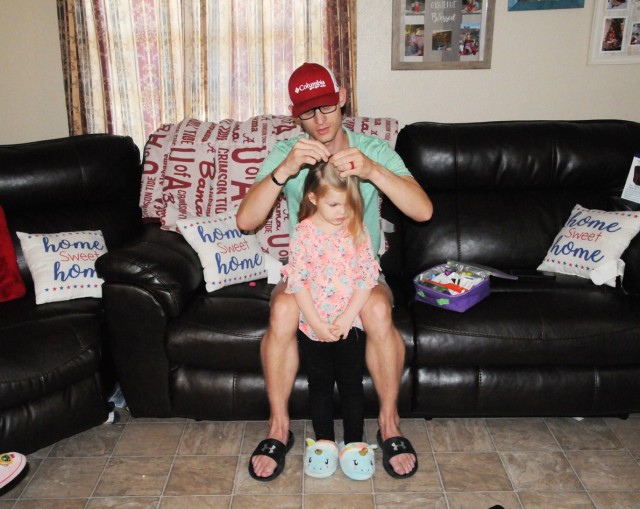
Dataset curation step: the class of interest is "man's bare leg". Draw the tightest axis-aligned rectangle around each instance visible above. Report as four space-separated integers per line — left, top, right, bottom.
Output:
361 283 417 476
250 282 300 478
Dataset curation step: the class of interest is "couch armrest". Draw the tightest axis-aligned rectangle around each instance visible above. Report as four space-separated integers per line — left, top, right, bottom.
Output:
610 197 640 296
96 223 203 317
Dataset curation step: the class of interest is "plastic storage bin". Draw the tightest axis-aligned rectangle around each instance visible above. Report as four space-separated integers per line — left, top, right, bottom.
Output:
414 261 517 313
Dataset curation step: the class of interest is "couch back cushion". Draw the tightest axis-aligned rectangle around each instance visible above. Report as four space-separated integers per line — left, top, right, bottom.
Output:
389 120 640 291
0 134 143 290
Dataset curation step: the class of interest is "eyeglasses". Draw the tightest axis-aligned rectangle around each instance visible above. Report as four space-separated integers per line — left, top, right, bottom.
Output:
298 104 338 120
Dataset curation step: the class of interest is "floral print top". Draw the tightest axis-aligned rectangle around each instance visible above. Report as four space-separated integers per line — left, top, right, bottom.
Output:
282 218 380 341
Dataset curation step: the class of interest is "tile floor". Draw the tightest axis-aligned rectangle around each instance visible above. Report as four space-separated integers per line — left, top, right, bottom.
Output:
1 412 639 509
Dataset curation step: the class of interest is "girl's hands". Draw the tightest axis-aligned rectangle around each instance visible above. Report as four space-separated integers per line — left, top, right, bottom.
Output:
332 314 354 341
311 321 341 342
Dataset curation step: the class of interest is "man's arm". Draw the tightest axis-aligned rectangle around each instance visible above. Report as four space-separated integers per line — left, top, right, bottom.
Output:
235 168 285 231
370 170 432 223
330 148 433 223
236 138 332 231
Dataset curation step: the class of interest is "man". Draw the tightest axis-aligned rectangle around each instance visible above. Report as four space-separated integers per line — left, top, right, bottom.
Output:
236 62 433 481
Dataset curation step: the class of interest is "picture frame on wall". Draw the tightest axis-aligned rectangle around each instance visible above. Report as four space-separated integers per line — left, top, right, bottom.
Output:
391 0 495 70
507 0 584 11
589 0 640 64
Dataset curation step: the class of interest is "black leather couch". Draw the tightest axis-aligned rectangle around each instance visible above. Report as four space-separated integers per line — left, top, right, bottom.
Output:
390 120 640 417
0 135 143 454
96 119 640 421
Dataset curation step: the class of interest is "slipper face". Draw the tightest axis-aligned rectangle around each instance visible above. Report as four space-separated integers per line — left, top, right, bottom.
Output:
339 442 377 480
304 438 339 478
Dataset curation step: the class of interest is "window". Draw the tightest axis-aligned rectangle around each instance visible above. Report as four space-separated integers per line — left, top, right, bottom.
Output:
57 0 356 150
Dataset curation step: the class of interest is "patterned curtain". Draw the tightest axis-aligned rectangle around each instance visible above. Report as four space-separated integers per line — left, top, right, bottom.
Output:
56 0 356 151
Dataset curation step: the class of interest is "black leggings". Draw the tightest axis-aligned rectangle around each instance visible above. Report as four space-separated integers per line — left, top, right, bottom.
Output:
297 327 366 444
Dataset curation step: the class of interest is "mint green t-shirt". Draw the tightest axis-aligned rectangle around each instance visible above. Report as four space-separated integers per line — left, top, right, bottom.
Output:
256 128 411 256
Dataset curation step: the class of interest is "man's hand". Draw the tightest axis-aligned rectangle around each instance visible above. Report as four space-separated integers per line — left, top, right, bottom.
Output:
331 147 433 223
281 138 332 179
236 137 333 231
330 148 376 181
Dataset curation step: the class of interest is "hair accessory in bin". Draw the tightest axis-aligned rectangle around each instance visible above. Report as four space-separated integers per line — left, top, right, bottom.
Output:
414 260 517 312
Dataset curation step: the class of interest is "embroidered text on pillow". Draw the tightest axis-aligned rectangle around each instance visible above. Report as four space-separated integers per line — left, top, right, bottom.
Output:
16 230 107 304
537 205 640 287
177 210 267 292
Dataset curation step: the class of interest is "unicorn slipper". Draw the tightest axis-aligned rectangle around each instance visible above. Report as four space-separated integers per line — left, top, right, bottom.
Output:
304 438 339 478
339 441 377 480
0 452 26 490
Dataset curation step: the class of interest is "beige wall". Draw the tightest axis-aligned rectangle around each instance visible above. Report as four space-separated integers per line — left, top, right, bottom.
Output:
1 0 639 144
0 0 68 144
358 0 640 125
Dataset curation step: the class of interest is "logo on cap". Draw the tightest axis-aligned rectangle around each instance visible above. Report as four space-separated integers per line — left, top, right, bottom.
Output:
295 79 327 95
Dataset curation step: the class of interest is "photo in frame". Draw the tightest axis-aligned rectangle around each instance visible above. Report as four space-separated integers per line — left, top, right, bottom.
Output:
507 0 584 11
589 0 640 64
392 0 495 69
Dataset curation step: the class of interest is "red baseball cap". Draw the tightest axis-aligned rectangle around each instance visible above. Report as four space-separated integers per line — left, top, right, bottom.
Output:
288 63 340 117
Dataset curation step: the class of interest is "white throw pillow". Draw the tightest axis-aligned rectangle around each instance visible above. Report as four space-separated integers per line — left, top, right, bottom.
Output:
177 210 267 292
537 204 640 287
16 230 107 304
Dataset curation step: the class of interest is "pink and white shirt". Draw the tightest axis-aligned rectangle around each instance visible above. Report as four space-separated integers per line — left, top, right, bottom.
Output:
282 218 379 341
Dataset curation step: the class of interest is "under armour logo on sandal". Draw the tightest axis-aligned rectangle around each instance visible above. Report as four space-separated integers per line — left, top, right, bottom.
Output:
391 440 407 452
261 444 276 454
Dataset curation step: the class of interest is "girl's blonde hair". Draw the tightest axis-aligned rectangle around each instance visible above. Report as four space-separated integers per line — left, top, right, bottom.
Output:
298 162 365 245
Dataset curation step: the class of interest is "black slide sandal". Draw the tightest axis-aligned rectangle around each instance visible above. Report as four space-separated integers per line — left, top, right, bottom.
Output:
376 429 418 479
248 430 295 482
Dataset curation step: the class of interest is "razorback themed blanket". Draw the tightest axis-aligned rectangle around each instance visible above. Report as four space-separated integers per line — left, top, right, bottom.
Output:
140 115 399 259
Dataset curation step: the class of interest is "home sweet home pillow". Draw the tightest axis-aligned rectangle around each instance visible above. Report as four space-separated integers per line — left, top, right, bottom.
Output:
537 204 640 287
176 210 267 292
16 230 107 304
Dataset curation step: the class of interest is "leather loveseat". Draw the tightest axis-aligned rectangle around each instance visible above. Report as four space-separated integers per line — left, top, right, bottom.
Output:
96 119 640 422
0 134 143 453
390 119 640 417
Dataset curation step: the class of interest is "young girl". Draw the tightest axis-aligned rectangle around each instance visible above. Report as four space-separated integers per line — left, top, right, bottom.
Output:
281 162 379 475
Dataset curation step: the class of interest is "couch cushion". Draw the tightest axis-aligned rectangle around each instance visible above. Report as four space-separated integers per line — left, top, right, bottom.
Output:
0 135 144 290
412 284 640 368
167 293 270 371
0 313 103 410
393 121 640 287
